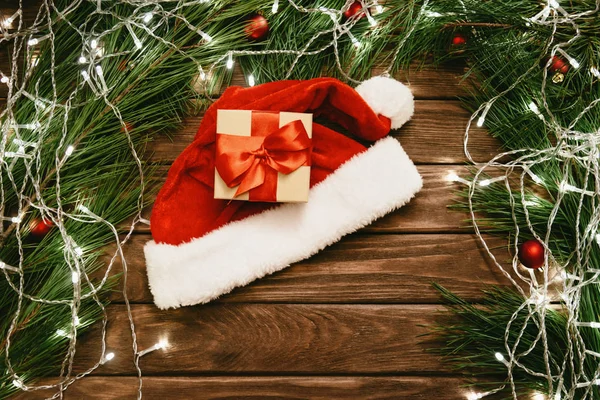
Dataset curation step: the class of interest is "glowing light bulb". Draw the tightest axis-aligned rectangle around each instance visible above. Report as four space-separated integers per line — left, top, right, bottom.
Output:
549 0 560 8
198 31 213 43
272 0 279 13
65 145 75 156
367 14 377 26
569 59 580 69
445 171 460 182
466 392 484 400
226 54 234 69
78 56 87 64
591 67 600 78
143 12 153 23
90 39 98 49
12 379 24 389
476 116 485 127
248 74 255 87
156 338 169 349
27 38 38 46
105 352 115 361
1 75 8 83
71 271 79 283
349 33 361 48
495 352 505 362
81 70 90 81
479 179 491 187
532 392 546 400
74 246 83 256
56 329 68 337
528 102 540 115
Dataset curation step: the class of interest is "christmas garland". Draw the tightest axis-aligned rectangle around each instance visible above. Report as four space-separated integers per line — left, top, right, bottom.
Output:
1 0 598 398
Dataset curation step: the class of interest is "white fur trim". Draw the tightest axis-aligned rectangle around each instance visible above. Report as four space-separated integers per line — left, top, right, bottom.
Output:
145 137 422 309
355 76 414 129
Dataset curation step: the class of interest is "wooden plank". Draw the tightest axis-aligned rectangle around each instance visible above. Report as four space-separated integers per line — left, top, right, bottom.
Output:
103 233 509 304
128 165 472 235
229 63 469 100
60 376 474 399
148 100 498 165
74 304 451 374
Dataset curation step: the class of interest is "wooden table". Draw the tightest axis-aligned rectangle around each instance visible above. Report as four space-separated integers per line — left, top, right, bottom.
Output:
31 65 508 400
3 4 513 396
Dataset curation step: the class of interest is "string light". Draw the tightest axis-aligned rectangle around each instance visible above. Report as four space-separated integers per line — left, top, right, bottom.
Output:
248 74 255 87
90 39 98 49
466 392 484 400
138 338 170 357
349 32 361 48
71 271 79 283
272 0 279 14
197 30 213 43
65 145 75 156
125 23 143 49
226 53 234 69
591 66 600 79
556 48 580 69
0 74 8 83
495 352 505 362
95 64 109 93
143 12 153 23
367 13 378 27
528 101 543 119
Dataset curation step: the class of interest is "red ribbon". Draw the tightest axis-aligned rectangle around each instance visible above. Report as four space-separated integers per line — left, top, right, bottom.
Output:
215 113 312 201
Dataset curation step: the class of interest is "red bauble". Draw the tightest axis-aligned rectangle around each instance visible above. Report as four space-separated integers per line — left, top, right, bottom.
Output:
519 239 545 269
343 1 364 19
30 218 53 237
121 122 134 133
550 56 569 74
452 34 467 46
245 14 269 41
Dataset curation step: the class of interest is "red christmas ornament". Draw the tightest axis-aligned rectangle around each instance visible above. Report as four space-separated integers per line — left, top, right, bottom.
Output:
121 122 134 133
549 56 569 74
519 239 545 269
245 14 269 41
343 1 365 19
451 34 467 46
30 218 53 238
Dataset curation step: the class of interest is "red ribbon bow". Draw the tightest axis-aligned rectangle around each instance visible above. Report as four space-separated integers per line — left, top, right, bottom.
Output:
215 118 312 199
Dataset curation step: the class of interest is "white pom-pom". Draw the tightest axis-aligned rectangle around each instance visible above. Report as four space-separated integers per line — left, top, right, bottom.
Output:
355 76 414 129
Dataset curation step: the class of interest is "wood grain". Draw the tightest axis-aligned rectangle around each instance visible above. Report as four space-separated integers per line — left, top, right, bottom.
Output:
59 376 472 399
228 62 470 100
102 233 509 304
147 100 499 165
74 304 450 375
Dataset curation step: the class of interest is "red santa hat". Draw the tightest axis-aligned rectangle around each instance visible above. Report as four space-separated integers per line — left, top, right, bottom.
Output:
145 76 422 309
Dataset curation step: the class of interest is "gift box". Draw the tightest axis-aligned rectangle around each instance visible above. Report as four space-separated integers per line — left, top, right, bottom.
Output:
214 109 313 202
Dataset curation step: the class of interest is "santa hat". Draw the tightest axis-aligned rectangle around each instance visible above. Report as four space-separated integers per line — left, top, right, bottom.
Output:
145 76 422 309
